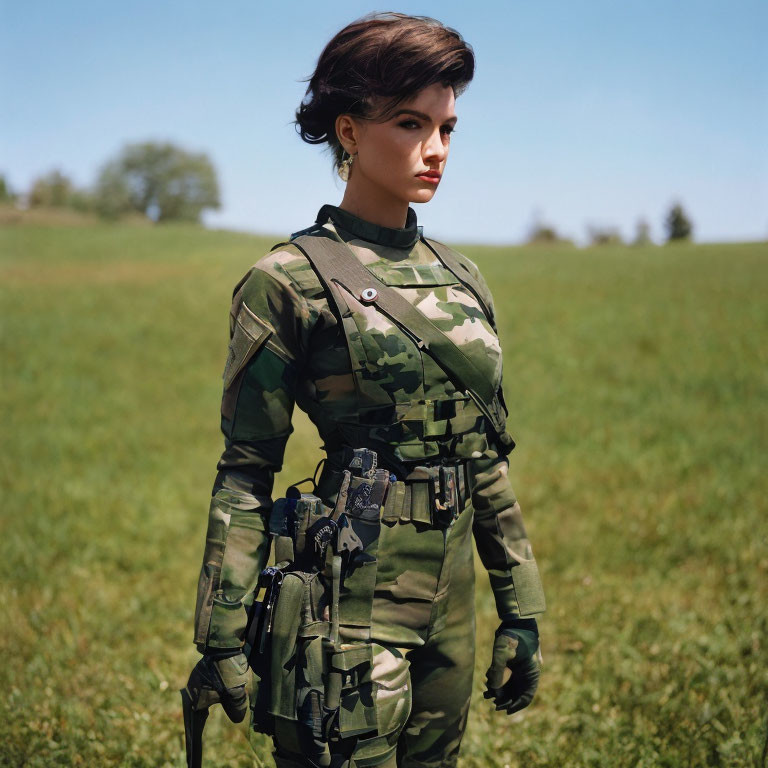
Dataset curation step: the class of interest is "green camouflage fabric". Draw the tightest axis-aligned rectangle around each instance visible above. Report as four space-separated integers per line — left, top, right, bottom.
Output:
193 204 545 767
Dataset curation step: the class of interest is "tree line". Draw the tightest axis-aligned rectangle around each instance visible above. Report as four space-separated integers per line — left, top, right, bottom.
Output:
2 139 694 241
528 203 693 246
0 141 220 224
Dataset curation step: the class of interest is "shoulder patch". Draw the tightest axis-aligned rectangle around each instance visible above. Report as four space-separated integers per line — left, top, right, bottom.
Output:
222 301 272 390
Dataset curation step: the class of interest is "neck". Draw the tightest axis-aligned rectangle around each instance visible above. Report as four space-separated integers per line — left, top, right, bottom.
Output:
339 179 409 230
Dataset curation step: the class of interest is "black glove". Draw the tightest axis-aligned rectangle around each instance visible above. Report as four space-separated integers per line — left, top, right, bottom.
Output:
483 618 541 715
186 651 249 723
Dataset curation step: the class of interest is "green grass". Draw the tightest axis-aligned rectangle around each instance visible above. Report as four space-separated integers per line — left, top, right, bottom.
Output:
1 222 766 767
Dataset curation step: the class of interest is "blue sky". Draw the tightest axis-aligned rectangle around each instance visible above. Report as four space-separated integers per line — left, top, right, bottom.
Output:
2 0 766 244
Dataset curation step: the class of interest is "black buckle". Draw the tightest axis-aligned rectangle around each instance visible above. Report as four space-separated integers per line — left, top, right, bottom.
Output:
252 566 285 653
431 465 460 527
347 447 378 478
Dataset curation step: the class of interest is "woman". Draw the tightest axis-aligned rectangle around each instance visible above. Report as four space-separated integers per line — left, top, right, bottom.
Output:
187 12 546 768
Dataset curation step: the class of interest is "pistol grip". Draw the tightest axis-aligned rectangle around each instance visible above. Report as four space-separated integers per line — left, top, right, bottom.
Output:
180 687 210 768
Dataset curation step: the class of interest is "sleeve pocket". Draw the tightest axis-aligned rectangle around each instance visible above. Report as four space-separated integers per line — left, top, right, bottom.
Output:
511 559 547 617
223 302 273 390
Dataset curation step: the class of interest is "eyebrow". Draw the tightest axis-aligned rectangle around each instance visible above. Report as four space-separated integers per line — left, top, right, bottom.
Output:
391 109 458 125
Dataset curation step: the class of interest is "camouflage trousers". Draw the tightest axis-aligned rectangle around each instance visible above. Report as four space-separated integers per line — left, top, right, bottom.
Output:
271 469 476 768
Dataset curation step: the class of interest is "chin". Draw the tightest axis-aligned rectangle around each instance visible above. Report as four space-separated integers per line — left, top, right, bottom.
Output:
410 188 438 204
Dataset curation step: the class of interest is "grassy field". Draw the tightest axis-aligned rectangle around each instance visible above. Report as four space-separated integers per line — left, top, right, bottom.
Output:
1 221 766 767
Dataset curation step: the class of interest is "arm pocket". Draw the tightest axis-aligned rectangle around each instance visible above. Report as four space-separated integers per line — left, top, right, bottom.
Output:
223 301 273 390
511 559 547 617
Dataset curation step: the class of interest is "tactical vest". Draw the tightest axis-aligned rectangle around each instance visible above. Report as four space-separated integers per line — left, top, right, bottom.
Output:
270 227 515 470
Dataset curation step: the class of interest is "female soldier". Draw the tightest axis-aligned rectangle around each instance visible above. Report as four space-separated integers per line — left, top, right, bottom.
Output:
187 12 546 768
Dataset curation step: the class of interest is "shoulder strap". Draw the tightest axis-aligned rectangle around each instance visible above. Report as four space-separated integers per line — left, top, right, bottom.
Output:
421 237 496 331
287 231 511 446
273 231 496 329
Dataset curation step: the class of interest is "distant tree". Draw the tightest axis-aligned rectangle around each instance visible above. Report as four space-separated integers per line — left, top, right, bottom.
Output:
525 208 573 245
94 141 220 222
633 218 653 246
665 202 693 242
527 223 560 244
527 222 573 246
0 174 17 204
68 188 96 213
587 225 623 247
28 170 75 208
93 163 133 219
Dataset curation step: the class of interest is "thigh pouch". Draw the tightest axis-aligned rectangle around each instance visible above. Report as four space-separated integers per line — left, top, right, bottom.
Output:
246 566 379 755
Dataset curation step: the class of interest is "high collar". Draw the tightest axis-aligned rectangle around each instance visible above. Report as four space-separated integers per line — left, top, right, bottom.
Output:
316 204 421 249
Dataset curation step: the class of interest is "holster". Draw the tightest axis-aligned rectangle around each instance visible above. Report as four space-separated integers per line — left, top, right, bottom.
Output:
244 448 386 754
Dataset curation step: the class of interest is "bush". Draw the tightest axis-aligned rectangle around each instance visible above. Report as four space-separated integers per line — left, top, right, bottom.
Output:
0 174 17 204
28 170 76 208
587 225 624 247
527 223 572 246
633 218 653 246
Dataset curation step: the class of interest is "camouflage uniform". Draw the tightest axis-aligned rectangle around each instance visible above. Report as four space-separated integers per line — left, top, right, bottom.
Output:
194 204 545 767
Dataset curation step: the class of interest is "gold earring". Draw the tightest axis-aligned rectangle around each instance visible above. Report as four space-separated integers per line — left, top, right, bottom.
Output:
338 151 355 182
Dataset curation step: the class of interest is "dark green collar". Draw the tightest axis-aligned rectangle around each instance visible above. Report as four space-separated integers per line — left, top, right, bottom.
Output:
316 204 421 249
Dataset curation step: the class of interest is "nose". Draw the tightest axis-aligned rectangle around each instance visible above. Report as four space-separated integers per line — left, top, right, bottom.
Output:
423 126 448 165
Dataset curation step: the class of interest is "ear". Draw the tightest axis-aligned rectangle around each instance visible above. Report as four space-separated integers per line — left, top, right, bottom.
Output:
335 114 360 155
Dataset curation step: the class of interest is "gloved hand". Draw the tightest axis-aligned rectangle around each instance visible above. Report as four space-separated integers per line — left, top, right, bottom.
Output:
185 651 249 723
483 618 541 715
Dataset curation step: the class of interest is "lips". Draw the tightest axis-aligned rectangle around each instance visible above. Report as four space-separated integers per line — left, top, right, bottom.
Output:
416 171 441 185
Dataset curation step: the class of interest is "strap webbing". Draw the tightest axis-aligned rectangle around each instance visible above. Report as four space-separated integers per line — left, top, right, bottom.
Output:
421 237 495 331
290 232 498 407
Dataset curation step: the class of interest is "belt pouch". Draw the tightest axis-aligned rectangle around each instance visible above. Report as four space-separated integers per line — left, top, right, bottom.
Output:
410 481 432 524
270 498 296 564
382 482 405 522
273 535 294 565
294 494 326 562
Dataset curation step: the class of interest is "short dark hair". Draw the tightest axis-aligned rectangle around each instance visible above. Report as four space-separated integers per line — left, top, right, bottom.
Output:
294 12 475 169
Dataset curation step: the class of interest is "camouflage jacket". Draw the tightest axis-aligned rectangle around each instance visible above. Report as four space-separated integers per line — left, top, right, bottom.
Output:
195 204 545 651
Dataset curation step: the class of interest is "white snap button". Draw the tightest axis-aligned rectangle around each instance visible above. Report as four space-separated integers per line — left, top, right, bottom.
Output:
360 287 378 303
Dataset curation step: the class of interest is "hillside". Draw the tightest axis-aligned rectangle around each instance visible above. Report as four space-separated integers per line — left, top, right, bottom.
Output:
1 222 766 767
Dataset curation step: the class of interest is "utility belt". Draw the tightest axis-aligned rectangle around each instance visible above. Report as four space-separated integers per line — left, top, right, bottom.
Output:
242 447 473 754
319 450 472 530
